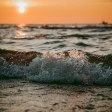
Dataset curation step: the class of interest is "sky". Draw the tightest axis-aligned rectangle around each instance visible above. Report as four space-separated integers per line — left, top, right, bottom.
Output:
0 0 112 24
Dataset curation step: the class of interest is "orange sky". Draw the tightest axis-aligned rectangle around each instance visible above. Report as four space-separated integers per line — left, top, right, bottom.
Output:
0 0 112 24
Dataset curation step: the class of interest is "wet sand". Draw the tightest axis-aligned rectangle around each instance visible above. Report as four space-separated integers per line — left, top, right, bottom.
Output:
0 80 112 112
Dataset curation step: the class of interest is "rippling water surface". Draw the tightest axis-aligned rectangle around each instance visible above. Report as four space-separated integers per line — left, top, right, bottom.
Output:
0 24 112 55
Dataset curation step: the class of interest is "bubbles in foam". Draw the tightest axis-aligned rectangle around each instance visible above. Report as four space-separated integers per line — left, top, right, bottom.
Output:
0 50 112 86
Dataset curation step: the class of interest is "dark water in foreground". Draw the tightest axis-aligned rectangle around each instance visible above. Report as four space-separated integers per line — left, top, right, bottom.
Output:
0 24 112 85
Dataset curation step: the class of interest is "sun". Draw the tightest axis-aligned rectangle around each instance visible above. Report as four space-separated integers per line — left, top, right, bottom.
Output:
17 2 27 13
19 7 25 13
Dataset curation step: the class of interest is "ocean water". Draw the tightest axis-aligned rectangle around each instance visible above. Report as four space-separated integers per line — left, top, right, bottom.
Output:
0 24 112 85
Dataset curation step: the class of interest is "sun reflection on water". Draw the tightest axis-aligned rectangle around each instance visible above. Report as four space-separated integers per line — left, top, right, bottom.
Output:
15 24 27 38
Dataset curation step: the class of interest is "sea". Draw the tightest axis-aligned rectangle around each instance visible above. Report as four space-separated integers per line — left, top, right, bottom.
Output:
0 24 112 86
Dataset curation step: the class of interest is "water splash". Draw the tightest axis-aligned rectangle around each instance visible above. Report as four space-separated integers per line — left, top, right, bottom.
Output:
0 49 112 86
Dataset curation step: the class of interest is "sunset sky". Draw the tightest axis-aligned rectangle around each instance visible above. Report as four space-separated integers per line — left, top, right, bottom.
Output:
0 0 112 24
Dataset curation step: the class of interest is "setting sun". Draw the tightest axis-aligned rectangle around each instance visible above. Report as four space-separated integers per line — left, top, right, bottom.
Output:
19 7 25 13
0 0 112 23
17 2 27 13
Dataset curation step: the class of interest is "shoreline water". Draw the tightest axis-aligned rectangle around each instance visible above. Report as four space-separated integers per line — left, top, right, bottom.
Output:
0 79 112 112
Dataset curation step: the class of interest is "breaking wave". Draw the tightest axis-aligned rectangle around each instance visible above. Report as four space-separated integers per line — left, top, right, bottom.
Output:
0 49 112 86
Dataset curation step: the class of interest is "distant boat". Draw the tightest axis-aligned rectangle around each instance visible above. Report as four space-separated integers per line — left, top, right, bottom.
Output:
101 21 108 25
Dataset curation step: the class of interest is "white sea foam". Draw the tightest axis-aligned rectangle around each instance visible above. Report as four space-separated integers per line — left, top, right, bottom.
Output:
0 53 112 85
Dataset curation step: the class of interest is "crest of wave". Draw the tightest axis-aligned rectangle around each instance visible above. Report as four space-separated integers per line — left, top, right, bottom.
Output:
27 50 112 85
0 50 112 85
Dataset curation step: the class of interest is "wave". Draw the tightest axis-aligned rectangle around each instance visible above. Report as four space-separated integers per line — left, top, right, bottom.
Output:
39 24 112 30
61 34 90 39
100 36 112 40
76 42 92 47
1 24 112 30
0 49 112 86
